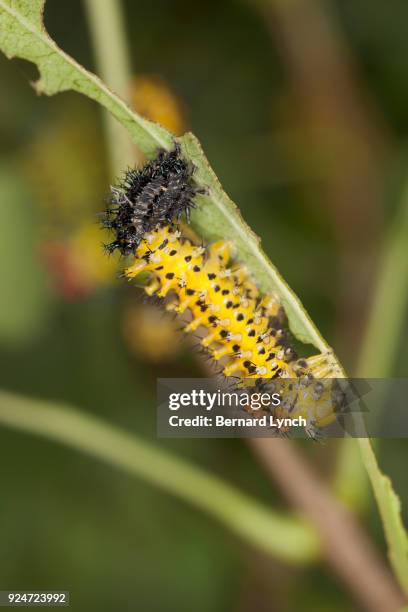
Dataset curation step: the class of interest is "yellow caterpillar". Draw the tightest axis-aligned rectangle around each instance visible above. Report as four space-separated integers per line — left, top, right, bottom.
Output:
103 146 340 436
124 225 338 435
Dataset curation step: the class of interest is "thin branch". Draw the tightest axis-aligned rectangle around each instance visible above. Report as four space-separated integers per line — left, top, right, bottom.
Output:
83 0 141 175
248 437 405 612
192 341 404 609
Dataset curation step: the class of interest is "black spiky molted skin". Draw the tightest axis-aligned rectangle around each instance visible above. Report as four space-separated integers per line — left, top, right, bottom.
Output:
102 144 203 256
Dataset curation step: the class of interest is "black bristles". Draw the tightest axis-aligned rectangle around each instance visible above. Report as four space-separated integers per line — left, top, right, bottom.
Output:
102 144 204 256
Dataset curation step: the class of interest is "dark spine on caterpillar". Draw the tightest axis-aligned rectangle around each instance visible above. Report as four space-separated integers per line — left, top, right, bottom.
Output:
102 144 203 256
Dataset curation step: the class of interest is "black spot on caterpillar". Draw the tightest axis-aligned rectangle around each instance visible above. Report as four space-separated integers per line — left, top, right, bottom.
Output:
102 144 204 256
124 225 338 433
103 149 338 436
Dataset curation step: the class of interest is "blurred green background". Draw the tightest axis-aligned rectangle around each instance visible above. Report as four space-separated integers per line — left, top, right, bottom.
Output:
0 0 407 610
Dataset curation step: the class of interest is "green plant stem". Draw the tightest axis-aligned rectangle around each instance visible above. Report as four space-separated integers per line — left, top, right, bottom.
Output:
358 439 408 596
0 389 319 564
334 187 408 595
355 249 408 597
83 0 138 175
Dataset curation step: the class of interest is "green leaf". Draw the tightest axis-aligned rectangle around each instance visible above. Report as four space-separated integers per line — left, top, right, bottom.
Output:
359 439 408 596
0 0 173 157
335 183 408 596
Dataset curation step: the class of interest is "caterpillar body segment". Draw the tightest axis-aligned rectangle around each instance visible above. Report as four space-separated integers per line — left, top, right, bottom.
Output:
125 227 335 388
